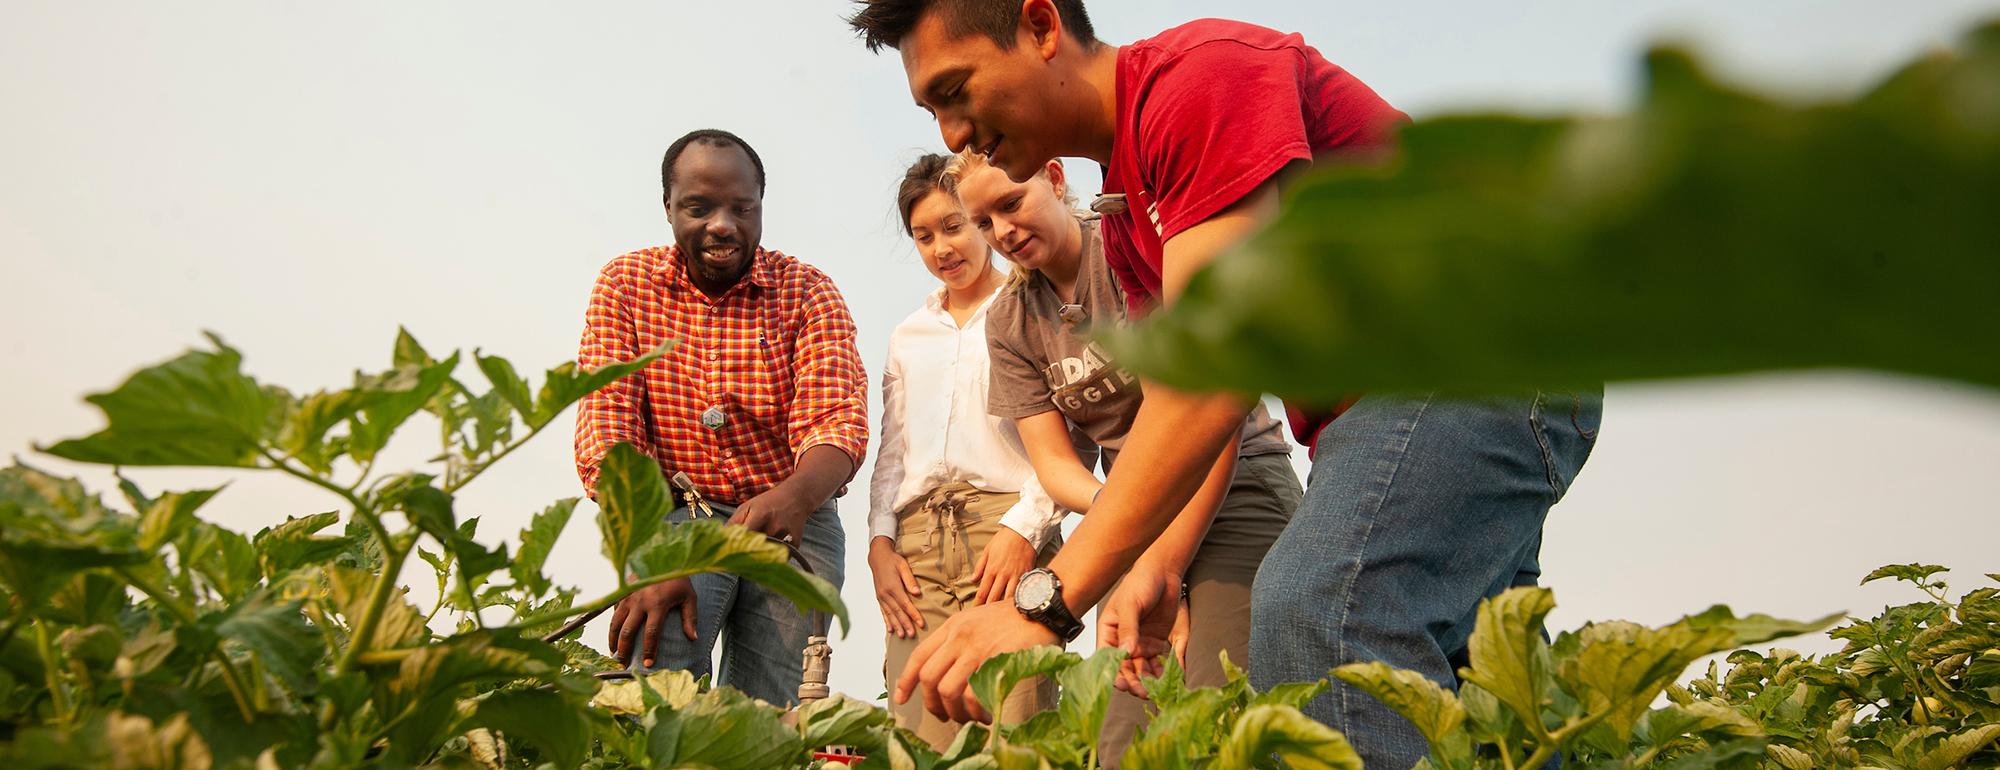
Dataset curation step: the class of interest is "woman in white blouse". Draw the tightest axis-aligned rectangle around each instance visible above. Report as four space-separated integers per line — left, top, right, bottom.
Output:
867 154 1067 748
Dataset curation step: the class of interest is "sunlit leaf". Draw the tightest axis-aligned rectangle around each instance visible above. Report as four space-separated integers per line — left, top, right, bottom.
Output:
1332 661 1471 767
473 351 536 423
252 511 350 577
212 589 319 691
644 685 804 769
465 688 591 769
1459 587 1557 732
594 443 668 584
797 694 895 754
136 486 222 552
532 341 674 428
348 352 460 464
1215 704 1364 770
1863 563 1951 587
627 518 849 635
967 645 1079 730
42 334 282 468
1055 646 1127 749
511 498 575 597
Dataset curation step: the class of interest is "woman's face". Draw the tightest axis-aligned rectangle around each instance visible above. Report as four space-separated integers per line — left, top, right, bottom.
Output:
954 161 1072 273
908 188 994 293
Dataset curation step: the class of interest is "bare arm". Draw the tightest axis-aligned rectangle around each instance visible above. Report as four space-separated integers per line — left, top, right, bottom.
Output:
1014 410 1106 513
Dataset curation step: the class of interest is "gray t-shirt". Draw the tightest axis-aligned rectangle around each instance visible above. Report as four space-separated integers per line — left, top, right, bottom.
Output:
986 220 1289 466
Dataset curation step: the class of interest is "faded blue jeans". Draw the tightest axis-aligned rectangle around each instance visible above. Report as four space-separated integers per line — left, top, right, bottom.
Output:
1250 391 1600 769
631 499 845 706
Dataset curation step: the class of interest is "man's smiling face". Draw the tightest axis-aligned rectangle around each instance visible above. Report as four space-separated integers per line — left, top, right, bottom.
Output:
900 9 1062 183
665 140 763 294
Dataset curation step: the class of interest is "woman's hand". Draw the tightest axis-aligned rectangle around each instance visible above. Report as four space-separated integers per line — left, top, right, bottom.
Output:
869 537 926 639
971 527 1039 606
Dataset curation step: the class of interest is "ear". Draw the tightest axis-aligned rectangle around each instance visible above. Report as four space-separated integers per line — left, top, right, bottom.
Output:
1043 159 1068 198
1019 0 1063 61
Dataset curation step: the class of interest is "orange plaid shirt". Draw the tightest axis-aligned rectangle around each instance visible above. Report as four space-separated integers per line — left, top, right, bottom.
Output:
574 245 869 504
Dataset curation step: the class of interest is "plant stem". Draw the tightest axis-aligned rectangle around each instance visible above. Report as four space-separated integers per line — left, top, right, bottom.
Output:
35 622 73 727
117 566 257 723
507 570 698 632
0 604 27 651
335 536 413 674
1520 744 1554 770
443 423 549 495
261 448 392 546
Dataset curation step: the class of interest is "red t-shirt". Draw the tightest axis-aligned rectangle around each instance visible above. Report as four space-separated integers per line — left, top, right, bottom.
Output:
1099 18 1406 449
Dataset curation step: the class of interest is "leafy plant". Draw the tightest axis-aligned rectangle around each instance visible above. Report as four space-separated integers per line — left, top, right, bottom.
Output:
1110 20 2000 399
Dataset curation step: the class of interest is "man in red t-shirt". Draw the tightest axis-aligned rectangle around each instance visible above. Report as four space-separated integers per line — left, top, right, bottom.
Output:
850 3 1599 765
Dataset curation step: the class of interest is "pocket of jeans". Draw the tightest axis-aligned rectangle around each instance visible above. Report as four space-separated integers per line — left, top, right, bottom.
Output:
1530 390 1601 497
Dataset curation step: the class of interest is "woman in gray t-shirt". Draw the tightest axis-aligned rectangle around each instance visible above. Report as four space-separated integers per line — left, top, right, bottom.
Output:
947 151 1302 765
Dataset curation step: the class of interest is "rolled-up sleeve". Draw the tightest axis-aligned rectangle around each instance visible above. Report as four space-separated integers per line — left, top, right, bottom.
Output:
573 266 653 497
786 274 870 478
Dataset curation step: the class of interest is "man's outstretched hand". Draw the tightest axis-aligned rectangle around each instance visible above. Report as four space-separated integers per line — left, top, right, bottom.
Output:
893 601 1059 723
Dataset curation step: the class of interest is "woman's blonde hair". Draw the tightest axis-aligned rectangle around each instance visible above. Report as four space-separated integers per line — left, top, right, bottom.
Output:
941 150 1081 288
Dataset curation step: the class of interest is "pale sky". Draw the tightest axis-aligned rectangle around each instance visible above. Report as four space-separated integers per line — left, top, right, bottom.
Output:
5 0 1997 706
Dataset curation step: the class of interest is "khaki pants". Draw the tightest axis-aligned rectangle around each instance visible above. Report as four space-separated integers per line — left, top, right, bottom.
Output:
1099 453 1303 766
883 483 1062 749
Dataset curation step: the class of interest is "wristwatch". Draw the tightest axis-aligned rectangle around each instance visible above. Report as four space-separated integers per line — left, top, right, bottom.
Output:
1013 568 1085 643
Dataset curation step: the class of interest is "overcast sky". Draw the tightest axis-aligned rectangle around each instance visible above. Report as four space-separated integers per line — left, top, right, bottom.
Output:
5 0 1997 705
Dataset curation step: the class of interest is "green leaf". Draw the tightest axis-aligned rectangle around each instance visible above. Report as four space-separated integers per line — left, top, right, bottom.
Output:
530 341 673 428
1215 704 1364 770
1003 711 1086 768
967 645 1080 731
1332 661 1470 765
1653 737 1769 770
136 486 223 551
180 522 258 603
797 694 896 754
592 668 701 716
1916 723 2000 770
645 686 804 770
1557 620 1735 743
1862 563 1951 587
595 443 668 583
348 351 461 464
1123 687 1233 770
327 565 428 649
374 630 565 763
1458 586 1557 732
279 389 366 474
473 351 537 422
1683 605 1846 647
465 689 591 769
252 510 351 576
1055 646 1127 750
0 464 150 603
510 498 575 597
1105 26 2000 397
42 334 284 468
213 590 320 691
628 518 849 634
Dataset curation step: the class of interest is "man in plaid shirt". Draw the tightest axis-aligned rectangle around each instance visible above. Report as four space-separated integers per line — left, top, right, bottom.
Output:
575 128 869 705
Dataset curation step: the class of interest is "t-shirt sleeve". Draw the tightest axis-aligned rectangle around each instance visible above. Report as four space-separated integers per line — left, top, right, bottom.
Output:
984 296 1058 419
1098 217 1155 319
1138 41 1313 243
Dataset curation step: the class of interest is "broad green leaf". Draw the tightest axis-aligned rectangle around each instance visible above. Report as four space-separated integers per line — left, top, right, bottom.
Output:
1332 661 1470 766
987 741 1053 770
326 566 428 650
645 685 803 770
180 522 259 603
136 486 223 551
1557 620 1736 742
1765 744 1815 770
42 334 283 468
510 498 575 597
278 389 366 474
465 688 591 769
797 694 896 754
1653 737 1769 770
58 624 123 672
0 464 147 603
1055 646 1127 750
592 668 701 716
1253 679 1333 712
1458 586 1557 732
1862 563 1951 587
1003 710 1086 768
252 511 351 577
473 351 537 422
213 590 319 691
628 517 849 634
1137 647 1193 710
48 572 131 627
1215 704 1364 770
1682 605 1845 648
1123 687 1233 770
104 711 214 770
1644 701 1762 743
1915 723 2000 770
374 630 565 763
595 443 668 583
1106 27 2000 397
532 341 674 428
967 645 1080 730
348 351 461 464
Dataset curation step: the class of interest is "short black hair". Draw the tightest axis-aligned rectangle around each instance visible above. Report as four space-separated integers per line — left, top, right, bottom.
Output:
660 129 767 198
847 0 1097 53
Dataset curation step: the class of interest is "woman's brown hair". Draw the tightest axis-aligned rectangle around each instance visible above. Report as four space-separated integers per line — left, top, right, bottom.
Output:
896 153 955 234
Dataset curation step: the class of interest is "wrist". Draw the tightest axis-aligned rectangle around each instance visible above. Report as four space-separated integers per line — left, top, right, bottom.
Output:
869 535 898 552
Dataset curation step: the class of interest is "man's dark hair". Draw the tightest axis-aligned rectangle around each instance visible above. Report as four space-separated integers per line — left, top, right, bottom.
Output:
847 0 1097 53
660 128 767 198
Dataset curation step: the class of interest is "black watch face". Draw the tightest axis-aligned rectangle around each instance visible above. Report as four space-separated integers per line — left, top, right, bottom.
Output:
1017 570 1055 610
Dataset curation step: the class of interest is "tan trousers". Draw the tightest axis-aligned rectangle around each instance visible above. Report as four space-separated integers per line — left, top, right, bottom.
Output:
883 483 1062 750
1098 453 1303 767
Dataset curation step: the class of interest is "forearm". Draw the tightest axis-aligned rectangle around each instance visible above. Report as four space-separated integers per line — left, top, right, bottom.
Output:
1046 387 1250 610
776 444 857 509
1032 453 1107 513
1133 438 1237 577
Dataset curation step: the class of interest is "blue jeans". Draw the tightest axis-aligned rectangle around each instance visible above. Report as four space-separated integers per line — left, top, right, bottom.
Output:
631 499 845 706
1249 391 1599 769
